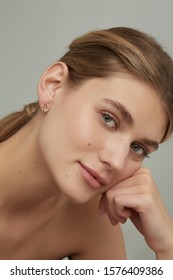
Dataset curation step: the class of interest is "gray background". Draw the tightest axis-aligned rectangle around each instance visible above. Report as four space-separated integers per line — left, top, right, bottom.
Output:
0 0 173 259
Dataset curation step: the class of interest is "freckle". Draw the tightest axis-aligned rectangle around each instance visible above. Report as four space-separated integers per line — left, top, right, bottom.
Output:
65 174 69 178
76 173 79 177
88 143 91 147
18 170 21 174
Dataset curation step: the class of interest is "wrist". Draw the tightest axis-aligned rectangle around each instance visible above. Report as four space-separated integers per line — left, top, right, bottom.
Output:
156 250 173 260
156 223 173 260
156 242 173 260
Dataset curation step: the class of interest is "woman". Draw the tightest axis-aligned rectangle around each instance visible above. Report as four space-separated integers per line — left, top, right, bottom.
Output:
0 27 173 260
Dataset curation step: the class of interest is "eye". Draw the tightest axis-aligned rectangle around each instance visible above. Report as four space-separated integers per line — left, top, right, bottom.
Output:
102 113 118 129
131 143 149 158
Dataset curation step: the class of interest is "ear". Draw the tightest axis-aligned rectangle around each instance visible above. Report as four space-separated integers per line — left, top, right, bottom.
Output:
37 62 68 108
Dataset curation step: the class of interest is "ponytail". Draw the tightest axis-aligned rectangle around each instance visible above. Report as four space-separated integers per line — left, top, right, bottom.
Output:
0 102 39 142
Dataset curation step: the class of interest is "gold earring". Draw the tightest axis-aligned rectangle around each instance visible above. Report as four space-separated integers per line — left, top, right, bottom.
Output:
40 103 49 112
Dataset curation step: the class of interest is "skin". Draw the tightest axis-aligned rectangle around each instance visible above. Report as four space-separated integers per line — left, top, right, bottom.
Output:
0 62 173 259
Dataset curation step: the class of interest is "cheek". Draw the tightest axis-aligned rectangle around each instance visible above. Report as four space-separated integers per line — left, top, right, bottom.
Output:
66 115 100 150
125 162 141 178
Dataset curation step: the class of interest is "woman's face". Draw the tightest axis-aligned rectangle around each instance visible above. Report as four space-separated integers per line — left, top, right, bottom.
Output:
38 73 167 203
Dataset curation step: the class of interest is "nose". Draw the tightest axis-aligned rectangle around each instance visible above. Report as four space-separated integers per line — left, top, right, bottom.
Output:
99 138 129 171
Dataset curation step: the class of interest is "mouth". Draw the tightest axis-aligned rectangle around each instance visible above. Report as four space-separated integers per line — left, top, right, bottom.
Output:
78 162 107 189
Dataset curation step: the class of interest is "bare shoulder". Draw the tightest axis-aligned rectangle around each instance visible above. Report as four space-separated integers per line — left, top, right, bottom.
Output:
70 196 127 260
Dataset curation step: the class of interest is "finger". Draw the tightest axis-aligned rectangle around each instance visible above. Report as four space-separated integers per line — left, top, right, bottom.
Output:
98 194 106 215
112 197 132 221
130 209 144 234
108 185 146 197
104 193 129 224
99 194 121 225
119 207 132 219
134 167 151 176
110 168 153 191
106 186 141 218
112 193 146 213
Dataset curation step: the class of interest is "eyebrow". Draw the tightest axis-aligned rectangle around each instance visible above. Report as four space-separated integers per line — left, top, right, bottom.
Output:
140 138 159 151
103 98 134 126
102 98 159 151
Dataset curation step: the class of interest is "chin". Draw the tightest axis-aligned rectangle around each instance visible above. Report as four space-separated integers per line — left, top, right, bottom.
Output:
62 186 96 205
66 193 92 205
53 166 99 205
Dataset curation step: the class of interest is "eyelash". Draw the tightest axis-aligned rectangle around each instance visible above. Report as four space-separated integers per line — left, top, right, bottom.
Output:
101 112 150 159
130 143 150 159
101 112 119 129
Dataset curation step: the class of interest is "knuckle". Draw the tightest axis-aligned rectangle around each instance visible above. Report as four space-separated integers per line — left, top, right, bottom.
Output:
140 167 152 176
105 190 113 200
113 195 121 206
139 172 153 185
106 186 117 198
139 184 148 193
142 192 153 208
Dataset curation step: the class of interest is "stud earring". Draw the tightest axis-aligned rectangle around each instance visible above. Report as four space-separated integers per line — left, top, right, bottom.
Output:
40 103 49 112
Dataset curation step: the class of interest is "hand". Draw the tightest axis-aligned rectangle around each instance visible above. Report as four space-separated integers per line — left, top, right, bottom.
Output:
98 168 173 259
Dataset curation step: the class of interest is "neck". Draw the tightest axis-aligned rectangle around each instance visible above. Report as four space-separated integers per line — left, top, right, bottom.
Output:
0 113 62 213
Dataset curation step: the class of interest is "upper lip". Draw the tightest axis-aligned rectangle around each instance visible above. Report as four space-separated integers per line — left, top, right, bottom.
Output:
79 162 108 186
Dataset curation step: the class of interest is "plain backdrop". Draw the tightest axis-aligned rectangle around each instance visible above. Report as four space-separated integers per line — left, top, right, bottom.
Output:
0 0 173 259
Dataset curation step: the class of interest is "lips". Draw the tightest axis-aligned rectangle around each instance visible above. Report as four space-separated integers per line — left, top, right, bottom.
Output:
79 162 107 189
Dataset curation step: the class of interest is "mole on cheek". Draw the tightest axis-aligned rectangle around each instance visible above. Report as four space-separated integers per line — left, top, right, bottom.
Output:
88 143 91 147
65 174 69 178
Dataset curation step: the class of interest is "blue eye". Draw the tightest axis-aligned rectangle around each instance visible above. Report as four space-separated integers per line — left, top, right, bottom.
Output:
131 143 149 158
102 113 118 128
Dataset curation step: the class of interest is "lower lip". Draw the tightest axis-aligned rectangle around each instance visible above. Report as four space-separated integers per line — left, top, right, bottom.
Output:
79 163 102 189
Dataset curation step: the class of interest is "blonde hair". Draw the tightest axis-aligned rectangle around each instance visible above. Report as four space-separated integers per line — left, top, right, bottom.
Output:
1 27 173 142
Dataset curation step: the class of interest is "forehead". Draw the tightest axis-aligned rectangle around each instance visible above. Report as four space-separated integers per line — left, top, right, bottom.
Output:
83 73 168 142
113 75 166 140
